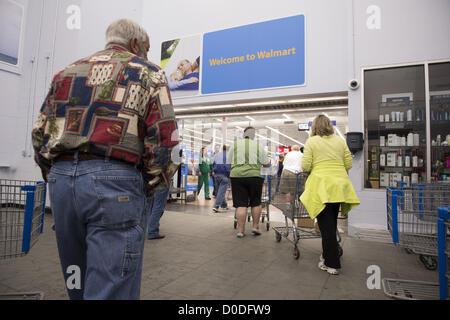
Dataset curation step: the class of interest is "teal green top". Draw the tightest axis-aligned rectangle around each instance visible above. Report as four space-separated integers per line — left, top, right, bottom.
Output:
228 138 269 178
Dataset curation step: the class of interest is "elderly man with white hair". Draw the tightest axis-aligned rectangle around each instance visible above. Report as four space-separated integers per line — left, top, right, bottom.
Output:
280 145 304 202
32 19 179 300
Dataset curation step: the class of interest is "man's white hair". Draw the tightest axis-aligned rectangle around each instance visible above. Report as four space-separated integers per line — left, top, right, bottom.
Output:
292 145 300 151
105 19 148 49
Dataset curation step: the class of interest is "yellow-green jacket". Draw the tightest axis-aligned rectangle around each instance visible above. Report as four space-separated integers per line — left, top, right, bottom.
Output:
300 134 360 219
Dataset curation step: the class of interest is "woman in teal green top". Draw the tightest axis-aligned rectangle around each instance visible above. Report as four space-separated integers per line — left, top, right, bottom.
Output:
197 147 212 200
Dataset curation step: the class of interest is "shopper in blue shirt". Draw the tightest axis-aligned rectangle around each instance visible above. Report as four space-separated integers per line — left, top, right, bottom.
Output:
212 145 231 212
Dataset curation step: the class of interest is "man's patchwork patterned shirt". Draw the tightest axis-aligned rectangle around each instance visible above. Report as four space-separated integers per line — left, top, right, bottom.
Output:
32 46 179 190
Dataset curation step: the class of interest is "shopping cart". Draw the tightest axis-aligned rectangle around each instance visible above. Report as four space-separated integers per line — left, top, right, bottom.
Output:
386 183 450 270
383 207 450 300
0 179 47 300
271 172 343 260
233 176 271 232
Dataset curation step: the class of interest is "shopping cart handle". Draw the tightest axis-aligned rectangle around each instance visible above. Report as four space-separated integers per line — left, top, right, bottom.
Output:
438 207 450 219
21 185 36 192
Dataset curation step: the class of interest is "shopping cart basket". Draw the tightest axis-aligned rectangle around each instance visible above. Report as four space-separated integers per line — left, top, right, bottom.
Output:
233 176 271 232
386 184 450 270
0 179 47 300
271 172 343 260
383 207 450 300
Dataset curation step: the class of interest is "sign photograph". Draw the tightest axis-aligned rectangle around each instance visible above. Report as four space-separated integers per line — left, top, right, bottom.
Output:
161 35 202 98
0 0 25 73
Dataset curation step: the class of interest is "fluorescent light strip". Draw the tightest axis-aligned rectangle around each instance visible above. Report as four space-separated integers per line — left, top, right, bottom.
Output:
184 128 204 136
287 96 348 103
187 104 235 111
283 114 291 120
246 116 256 121
256 134 281 146
266 126 305 147
175 97 347 114
235 100 286 107
335 126 346 140
176 106 348 119
182 135 210 143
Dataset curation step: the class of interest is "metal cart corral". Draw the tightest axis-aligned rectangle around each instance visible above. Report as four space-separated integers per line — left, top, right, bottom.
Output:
438 207 450 300
0 180 47 300
233 176 271 232
271 172 342 260
383 207 450 300
386 183 450 270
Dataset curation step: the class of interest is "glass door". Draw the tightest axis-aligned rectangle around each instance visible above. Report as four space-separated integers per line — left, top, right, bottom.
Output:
429 62 450 182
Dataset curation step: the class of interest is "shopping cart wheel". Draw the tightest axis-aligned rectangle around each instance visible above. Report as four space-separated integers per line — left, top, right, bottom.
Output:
266 223 270 232
248 216 251 223
293 247 300 260
275 232 282 243
404 248 414 255
262 216 265 223
234 221 237 229
338 245 343 258
419 255 438 271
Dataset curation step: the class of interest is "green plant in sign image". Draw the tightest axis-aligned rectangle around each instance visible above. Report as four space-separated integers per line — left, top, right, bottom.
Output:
161 39 180 70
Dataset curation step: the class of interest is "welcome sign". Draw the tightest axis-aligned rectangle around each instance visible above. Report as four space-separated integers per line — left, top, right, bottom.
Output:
201 15 306 95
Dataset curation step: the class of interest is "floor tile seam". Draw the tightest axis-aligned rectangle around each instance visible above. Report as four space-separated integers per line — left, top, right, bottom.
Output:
317 274 332 300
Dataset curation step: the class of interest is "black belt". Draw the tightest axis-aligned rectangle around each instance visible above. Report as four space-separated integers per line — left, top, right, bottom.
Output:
53 152 108 163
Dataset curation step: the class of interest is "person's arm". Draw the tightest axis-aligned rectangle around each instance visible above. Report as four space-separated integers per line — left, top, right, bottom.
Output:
167 77 197 90
302 140 313 173
343 142 353 172
142 70 180 195
32 81 55 182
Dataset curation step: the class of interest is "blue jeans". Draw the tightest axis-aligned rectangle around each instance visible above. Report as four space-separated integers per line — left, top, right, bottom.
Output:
213 175 229 209
47 158 147 300
147 187 169 238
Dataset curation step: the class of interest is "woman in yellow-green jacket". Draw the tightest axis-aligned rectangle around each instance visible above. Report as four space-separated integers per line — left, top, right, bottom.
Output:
300 115 360 275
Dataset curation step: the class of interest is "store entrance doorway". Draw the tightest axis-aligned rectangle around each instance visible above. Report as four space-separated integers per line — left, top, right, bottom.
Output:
167 104 349 234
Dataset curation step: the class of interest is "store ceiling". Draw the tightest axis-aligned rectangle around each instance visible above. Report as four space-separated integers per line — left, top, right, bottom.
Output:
178 108 349 151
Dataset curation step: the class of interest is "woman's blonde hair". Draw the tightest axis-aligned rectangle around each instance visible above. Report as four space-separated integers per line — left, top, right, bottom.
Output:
311 115 334 137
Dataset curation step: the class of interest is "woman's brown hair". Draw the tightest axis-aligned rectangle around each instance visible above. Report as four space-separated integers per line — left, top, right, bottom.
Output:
311 115 334 137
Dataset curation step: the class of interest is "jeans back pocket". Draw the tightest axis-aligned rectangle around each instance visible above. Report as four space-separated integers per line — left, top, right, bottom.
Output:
93 175 145 229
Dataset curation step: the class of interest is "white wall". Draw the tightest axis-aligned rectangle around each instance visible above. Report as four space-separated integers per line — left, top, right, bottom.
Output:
0 0 45 181
0 0 145 181
142 0 351 106
347 0 450 235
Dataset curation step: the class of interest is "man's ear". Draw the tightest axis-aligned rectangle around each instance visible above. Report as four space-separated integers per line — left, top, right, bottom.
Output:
129 37 139 55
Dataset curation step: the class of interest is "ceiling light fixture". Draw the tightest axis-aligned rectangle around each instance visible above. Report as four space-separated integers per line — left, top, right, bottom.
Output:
235 100 286 107
266 126 305 147
287 96 348 104
176 106 348 119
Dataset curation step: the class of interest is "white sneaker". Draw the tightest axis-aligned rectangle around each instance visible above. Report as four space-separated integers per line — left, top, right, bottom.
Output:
237 233 245 238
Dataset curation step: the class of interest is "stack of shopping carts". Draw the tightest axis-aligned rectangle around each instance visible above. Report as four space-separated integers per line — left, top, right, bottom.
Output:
0 179 47 300
383 182 450 300
271 172 342 260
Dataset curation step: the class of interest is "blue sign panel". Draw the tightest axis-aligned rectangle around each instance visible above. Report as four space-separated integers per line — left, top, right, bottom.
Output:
201 15 306 94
